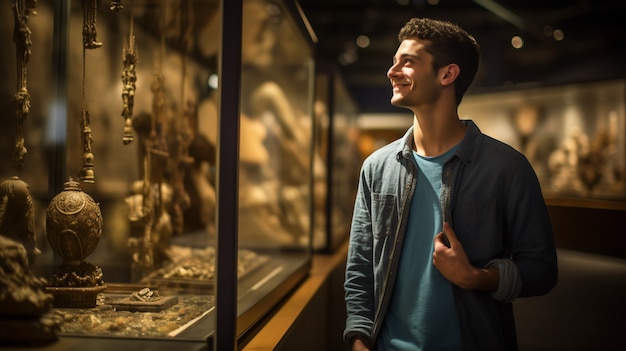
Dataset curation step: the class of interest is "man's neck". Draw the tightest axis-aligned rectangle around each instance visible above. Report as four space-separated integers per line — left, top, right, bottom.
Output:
412 110 466 157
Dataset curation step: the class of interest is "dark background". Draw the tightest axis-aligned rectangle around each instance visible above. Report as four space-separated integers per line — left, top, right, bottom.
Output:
298 0 626 112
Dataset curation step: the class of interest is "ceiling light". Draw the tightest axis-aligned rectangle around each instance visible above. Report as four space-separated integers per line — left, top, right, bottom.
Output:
356 35 370 48
339 50 358 65
511 36 524 49
553 29 564 41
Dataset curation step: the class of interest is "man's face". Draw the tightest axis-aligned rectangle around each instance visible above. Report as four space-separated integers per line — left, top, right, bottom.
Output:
387 38 440 109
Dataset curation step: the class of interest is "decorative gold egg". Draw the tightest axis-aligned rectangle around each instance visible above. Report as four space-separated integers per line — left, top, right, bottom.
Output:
45 178 103 266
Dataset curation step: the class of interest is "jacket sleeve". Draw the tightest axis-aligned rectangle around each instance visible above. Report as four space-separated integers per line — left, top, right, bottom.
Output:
343 166 376 346
485 258 522 303
504 155 558 298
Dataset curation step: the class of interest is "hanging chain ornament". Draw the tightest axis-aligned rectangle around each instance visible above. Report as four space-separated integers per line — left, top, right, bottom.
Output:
79 0 102 183
119 0 137 144
11 0 37 172
83 0 102 49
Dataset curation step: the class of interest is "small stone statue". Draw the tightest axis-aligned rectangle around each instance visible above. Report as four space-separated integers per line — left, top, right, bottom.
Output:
0 177 62 345
0 176 39 264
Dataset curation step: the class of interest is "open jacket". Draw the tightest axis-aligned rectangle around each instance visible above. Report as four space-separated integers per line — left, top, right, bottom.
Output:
344 120 558 350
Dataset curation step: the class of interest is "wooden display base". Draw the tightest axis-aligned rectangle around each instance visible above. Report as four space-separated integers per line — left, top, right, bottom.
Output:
110 295 179 312
46 285 107 309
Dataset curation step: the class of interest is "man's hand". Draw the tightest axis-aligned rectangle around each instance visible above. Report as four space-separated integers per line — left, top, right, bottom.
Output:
433 222 499 291
352 337 371 351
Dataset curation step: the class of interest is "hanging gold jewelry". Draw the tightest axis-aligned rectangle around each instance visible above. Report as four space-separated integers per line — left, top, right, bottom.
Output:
120 1 137 145
79 0 102 183
83 0 102 49
79 110 95 183
11 0 36 172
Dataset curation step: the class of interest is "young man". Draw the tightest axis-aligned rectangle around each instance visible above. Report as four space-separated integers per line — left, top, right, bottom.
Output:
343 18 558 351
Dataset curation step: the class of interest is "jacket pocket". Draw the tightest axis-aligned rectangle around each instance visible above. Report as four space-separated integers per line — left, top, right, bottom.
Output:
371 193 397 239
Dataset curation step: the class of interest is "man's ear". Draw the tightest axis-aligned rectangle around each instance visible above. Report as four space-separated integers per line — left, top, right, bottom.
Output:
440 64 460 86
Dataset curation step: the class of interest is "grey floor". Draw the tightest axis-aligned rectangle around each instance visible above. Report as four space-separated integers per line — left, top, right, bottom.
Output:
514 249 626 351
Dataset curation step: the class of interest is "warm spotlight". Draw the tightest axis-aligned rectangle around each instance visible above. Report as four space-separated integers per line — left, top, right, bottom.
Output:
356 35 370 48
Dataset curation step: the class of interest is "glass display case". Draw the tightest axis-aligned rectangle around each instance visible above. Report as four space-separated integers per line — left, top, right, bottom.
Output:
0 0 314 349
459 80 626 203
313 65 359 252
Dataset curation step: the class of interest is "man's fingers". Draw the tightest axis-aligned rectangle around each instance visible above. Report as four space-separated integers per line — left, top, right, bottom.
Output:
442 222 458 243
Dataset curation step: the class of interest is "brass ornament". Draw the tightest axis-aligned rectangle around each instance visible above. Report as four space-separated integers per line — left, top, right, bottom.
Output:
44 179 105 308
11 0 36 171
79 110 95 183
45 178 103 266
78 0 103 183
120 1 137 144
82 0 102 49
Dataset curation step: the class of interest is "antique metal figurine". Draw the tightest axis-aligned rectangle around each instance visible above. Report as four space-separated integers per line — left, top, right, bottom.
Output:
116 0 137 144
121 27 137 144
79 109 96 183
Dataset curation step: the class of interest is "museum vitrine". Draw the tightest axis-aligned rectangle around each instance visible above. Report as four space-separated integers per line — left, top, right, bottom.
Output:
0 0 314 349
458 80 626 203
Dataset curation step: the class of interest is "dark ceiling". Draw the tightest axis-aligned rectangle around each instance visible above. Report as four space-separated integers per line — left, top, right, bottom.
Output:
297 0 626 112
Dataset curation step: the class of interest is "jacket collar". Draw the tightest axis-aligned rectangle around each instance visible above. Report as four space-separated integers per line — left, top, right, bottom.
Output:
396 119 482 166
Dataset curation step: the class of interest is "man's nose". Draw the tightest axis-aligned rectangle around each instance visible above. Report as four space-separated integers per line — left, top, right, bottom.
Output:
387 62 401 79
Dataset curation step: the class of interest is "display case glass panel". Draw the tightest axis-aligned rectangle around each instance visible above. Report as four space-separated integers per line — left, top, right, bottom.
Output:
459 80 626 202
0 0 313 348
313 66 359 251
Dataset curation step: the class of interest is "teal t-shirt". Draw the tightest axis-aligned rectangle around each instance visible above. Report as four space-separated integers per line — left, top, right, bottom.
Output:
378 145 462 350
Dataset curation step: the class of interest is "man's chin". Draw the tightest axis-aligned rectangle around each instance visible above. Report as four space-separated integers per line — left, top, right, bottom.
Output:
390 97 405 107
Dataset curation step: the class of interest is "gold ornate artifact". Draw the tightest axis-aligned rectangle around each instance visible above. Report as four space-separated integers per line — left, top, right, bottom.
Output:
45 178 106 308
118 0 137 144
79 0 103 183
79 109 96 183
82 0 102 49
11 0 36 171
46 179 103 266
